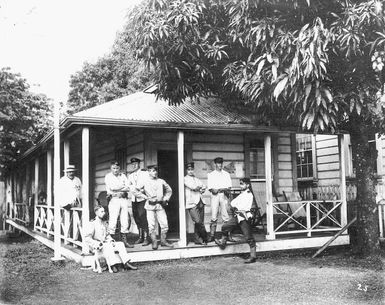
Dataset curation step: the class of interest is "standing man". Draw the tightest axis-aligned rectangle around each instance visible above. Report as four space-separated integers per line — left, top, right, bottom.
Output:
127 158 151 246
207 157 232 242
215 178 257 263
137 164 173 250
85 205 138 273
105 160 133 248
184 162 208 244
57 165 82 211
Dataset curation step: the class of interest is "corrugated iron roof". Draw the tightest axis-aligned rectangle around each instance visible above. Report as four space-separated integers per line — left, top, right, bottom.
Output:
74 92 253 125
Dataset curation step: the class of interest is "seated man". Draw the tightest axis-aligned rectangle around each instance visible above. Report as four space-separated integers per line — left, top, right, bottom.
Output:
84 205 138 273
215 178 258 264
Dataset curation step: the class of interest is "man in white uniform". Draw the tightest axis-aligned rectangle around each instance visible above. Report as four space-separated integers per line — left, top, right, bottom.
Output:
127 157 151 246
105 161 133 248
207 157 232 242
57 165 82 210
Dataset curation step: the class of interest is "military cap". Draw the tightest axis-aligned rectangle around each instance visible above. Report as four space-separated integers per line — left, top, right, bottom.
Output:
63 165 78 172
240 177 251 184
147 164 158 170
186 162 195 169
213 157 224 164
130 157 141 164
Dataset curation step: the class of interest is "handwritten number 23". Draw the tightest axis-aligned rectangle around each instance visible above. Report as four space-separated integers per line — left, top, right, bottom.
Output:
357 284 368 292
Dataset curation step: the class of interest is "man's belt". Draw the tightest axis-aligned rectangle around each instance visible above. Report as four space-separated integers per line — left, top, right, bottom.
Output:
110 192 128 199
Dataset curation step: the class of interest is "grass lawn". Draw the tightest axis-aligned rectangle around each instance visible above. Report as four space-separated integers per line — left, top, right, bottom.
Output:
0 234 384 305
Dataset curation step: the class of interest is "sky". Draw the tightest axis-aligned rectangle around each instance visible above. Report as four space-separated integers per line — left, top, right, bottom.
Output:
0 0 142 104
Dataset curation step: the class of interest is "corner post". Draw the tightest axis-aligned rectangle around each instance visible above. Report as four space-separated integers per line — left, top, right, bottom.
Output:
265 134 275 240
82 127 90 254
339 134 348 228
177 130 187 247
53 100 62 261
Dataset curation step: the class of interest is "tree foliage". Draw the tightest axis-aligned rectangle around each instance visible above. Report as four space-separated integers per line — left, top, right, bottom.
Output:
0 68 52 177
67 29 154 114
129 0 385 254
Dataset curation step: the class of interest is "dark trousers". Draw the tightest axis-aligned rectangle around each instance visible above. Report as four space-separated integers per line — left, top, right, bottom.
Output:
221 217 253 241
188 200 207 241
132 200 148 230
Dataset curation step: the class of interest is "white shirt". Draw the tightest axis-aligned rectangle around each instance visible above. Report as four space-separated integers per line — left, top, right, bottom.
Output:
128 169 149 201
207 169 232 190
105 172 130 195
57 175 82 207
231 190 254 223
184 175 205 209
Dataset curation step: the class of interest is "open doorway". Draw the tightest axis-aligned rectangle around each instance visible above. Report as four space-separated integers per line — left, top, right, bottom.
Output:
157 150 179 234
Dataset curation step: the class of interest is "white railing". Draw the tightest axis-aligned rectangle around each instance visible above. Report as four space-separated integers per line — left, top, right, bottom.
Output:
272 200 344 237
34 205 84 249
379 201 385 239
6 201 31 226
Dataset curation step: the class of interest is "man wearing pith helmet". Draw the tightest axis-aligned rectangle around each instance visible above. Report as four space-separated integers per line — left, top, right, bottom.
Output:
127 157 151 246
184 162 208 244
207 157 232 242
57 165 82 211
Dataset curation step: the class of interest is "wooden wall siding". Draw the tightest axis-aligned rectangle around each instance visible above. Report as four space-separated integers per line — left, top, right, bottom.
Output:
276 133 294 194
125 130 145 173
92 128 145 232
315 135 341 186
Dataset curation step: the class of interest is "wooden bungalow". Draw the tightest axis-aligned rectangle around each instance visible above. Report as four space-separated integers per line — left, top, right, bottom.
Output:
4 91 351 263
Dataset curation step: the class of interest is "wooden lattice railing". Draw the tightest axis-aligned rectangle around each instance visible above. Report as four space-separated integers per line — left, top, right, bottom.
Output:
272 200 344 236
34 205 84 249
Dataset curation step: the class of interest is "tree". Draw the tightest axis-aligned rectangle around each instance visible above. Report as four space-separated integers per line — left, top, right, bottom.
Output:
67 28 154 114
0 68 52 178
129 0 385 255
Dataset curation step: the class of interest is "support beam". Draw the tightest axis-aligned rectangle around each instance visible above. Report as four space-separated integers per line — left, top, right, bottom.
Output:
53 100 62 261
34 158 39 230
339 134 347 227
46 150 52 206
64 139 70 168
264 135 275 240
82 127 90 254
177 131 187 247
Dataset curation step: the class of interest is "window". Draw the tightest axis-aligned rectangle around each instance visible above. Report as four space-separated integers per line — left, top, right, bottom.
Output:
296 134 314 180
249 139 265 179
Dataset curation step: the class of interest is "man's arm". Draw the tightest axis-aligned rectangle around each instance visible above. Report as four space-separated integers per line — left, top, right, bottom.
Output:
162 180 173 201
84 222 101 249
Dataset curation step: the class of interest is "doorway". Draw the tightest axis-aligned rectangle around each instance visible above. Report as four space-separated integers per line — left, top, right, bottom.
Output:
157 150 179 234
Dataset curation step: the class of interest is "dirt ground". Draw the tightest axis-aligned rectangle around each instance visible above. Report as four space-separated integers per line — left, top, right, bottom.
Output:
0 235 384 305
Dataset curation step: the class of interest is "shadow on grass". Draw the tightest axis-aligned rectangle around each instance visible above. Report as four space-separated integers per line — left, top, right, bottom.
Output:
0 233 61 304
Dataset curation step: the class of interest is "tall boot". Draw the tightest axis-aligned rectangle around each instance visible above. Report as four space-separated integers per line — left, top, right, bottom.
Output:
135 228 144 244
151 232 158 250
244 239 257 264
207 223 217 243
142 229 151 246
198 223 208 244
214 232 228 250
121 233 134 248
193 224 204 245
160 232 173 247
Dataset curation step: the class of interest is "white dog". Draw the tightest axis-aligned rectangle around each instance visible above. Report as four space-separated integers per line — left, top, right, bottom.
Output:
92 242 113 273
